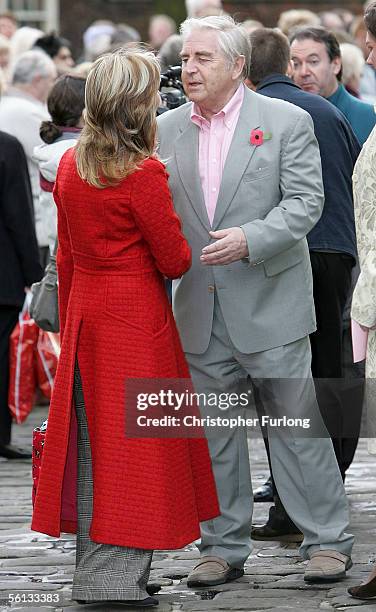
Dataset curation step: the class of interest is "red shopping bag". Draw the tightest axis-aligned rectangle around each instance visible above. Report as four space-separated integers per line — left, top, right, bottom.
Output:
35 331 58 400
8 297 39 424
32 420 47 506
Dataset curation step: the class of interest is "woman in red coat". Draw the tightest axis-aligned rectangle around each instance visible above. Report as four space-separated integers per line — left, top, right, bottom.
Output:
31 47 219 606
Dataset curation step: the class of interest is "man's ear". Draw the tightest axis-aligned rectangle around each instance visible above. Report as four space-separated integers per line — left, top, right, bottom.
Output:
286 59 295 78
244 77 256 91
232 55 245 80
31 74 44 88
332 56 342 76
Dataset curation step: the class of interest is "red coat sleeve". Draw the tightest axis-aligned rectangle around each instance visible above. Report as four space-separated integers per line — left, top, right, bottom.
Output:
54 181 73 340
130 159 191 279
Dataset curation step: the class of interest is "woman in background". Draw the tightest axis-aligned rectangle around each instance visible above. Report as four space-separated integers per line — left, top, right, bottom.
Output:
348 1 376 601
33 74 85 252
31 47 218 607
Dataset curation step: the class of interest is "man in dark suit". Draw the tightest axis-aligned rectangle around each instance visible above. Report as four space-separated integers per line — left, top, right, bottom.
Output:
0 130 42 458
290 26 375 146
246 27 361 540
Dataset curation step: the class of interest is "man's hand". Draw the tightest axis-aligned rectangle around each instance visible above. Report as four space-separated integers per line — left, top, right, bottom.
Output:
200 227 249 266
359 323 376 332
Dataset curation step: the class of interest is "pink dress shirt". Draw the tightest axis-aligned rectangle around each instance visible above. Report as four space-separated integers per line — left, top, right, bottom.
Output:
191 84 244 225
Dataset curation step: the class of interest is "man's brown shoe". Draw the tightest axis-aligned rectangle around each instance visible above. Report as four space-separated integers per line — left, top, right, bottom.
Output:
304 550 352 583
187 556 244 588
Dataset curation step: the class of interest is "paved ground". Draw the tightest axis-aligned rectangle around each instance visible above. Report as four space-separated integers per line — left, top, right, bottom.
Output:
1 406 376 612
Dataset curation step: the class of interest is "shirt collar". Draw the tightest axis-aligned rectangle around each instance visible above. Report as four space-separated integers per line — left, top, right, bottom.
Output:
190 83 245 129
326 83 343 103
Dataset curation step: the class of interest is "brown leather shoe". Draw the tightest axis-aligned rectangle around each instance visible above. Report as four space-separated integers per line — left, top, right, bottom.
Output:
304 550 352 583
348 564 376 599
187 556 244 588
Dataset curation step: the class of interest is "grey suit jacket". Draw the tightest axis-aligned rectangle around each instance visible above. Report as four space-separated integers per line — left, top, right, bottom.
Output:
157 86 324 355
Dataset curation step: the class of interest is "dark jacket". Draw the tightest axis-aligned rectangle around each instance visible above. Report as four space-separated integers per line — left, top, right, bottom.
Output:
257 74 361 260
327 83 375 146
0 131 42 306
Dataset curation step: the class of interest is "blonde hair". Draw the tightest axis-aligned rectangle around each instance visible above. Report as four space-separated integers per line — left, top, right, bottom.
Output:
277 9 320 36
76 47 160 188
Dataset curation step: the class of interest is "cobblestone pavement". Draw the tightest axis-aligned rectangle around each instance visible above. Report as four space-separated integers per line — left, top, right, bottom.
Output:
1 406 376 612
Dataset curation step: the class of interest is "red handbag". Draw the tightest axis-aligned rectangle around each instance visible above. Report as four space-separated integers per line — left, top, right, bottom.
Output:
32 420 48 506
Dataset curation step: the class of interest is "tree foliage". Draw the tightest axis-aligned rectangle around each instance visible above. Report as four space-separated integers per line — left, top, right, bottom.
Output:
154 0 186 26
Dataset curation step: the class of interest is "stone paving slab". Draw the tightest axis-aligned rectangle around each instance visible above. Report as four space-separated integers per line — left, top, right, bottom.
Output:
342 607 376 612
0 604 56 612
1 406 376 611
214 588 322 599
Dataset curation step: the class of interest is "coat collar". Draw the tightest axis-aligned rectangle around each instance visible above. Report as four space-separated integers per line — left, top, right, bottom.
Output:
326 83 345 105
257 73 301 92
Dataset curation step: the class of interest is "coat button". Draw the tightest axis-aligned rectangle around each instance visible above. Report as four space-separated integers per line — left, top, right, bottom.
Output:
208 285 215 293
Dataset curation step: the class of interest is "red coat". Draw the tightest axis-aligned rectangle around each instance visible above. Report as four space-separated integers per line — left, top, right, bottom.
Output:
31 151 219 549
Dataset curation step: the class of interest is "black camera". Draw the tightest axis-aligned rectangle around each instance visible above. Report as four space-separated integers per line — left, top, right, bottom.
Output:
158 66 187 114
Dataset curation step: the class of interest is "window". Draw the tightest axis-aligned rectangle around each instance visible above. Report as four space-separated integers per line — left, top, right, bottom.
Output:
0 0 59 32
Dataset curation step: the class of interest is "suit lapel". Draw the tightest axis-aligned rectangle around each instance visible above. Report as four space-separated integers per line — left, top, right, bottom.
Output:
212 88 262 230
175 116 210 231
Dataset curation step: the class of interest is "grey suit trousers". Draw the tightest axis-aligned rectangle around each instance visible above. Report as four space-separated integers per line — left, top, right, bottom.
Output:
186 298 354 568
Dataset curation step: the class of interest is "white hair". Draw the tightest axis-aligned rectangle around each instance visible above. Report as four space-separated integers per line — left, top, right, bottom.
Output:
185 0 222 18
83 21 115 61
11 49 55 85
9 26 43 61
340 43 365 84
180 15 251 78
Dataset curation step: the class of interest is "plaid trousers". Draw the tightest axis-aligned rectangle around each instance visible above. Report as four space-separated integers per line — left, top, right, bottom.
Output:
72 365 153 602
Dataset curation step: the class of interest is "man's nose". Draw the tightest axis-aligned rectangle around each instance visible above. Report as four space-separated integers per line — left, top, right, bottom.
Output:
299 61 311 77
184 58 198 73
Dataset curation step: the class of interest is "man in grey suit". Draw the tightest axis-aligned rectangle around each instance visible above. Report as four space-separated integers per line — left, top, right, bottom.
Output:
157 15 353 586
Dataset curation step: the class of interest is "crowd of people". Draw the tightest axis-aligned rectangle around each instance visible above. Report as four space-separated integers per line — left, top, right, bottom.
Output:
0 0 376 607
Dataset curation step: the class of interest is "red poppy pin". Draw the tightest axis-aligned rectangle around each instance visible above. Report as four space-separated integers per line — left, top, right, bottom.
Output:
250 129 272 146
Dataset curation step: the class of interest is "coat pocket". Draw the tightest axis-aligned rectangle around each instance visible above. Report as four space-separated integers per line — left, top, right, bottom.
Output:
104 275 169 337
243 166 272 182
